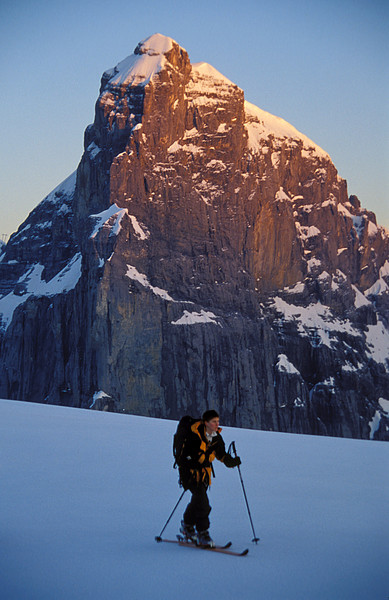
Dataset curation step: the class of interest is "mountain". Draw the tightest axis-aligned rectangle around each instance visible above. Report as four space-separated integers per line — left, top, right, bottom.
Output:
0 34 388 439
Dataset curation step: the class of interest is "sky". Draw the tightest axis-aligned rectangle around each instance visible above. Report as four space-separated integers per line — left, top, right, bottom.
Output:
0 0 388 239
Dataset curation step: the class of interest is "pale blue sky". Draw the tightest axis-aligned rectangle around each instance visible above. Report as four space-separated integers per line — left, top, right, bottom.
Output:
1 0 388 238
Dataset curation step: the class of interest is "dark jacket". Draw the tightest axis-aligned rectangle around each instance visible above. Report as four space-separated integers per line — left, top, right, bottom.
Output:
179 420 229 489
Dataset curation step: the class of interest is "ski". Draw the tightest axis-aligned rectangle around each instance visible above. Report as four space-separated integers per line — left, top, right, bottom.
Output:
155 536 248 556
176 534 232 549
177 541 248 556
155 536 231 550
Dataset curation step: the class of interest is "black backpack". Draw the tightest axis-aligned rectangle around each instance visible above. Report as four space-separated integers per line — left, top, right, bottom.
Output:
173 415 199 468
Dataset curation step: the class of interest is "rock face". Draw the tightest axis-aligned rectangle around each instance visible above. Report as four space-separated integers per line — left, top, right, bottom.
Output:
0 33 388 439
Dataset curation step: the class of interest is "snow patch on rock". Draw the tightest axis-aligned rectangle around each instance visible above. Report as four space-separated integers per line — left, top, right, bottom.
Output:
0 254 82 331
129 215 150 240
90 204 128 238
276 354 300 375
364 260 389 297
364 319 389 369
171 309 220 326
89 390 112 409
126 265 174 301
40 171 77 207
271 296 360 348
275 187 292 202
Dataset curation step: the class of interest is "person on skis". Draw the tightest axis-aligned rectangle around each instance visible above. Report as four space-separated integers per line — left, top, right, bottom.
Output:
178 409 241 547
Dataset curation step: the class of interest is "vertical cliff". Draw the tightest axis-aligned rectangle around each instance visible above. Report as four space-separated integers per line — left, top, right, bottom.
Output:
0 34 388 439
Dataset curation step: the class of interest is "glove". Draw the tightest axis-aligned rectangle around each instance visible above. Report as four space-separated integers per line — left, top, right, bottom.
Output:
224 454 241 468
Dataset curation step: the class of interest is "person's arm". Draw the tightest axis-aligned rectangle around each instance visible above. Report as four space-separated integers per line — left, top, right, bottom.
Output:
215 435 241 467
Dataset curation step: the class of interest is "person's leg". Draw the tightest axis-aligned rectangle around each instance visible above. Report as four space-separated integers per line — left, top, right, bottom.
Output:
183 483 211 531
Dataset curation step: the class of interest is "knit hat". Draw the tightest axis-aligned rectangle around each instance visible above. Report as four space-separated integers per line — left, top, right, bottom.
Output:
202 409 219 422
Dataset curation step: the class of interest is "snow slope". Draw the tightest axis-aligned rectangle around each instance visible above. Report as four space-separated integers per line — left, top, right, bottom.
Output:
244 100 329 159
1 399 388 600
103 33 175 88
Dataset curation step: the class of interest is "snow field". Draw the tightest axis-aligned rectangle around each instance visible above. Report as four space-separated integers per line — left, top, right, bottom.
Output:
0 399 388 600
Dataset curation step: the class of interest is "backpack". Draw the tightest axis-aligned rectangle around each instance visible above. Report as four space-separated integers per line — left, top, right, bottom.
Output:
173 415 199 468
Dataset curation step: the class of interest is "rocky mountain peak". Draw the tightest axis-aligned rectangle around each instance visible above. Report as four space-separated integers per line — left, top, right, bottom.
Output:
102 33 188 91
134 33 175 56
0 34 388 440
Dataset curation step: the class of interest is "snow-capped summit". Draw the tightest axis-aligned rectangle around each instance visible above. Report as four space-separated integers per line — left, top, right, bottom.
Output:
103 33 182 88
134 33 177 56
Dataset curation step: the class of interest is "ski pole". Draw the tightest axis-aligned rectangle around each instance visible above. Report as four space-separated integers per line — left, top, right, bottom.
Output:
155 489 186 542
229 441 260 544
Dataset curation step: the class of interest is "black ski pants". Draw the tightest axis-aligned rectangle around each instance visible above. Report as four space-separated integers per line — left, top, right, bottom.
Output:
183 482 211 532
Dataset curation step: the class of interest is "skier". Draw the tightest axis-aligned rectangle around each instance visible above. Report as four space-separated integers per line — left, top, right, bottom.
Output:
178 409 241 547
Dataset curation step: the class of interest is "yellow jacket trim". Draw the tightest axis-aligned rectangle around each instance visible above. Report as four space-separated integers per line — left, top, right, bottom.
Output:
189 421 223 485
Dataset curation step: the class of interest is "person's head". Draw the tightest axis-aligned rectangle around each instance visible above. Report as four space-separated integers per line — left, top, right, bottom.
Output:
202 409 220 433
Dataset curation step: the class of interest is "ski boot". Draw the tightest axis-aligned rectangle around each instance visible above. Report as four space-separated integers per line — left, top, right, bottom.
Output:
180 520 198 544
197 529 215 548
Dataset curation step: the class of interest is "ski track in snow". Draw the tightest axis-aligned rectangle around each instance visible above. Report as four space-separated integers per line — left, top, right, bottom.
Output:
0 399 388 600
